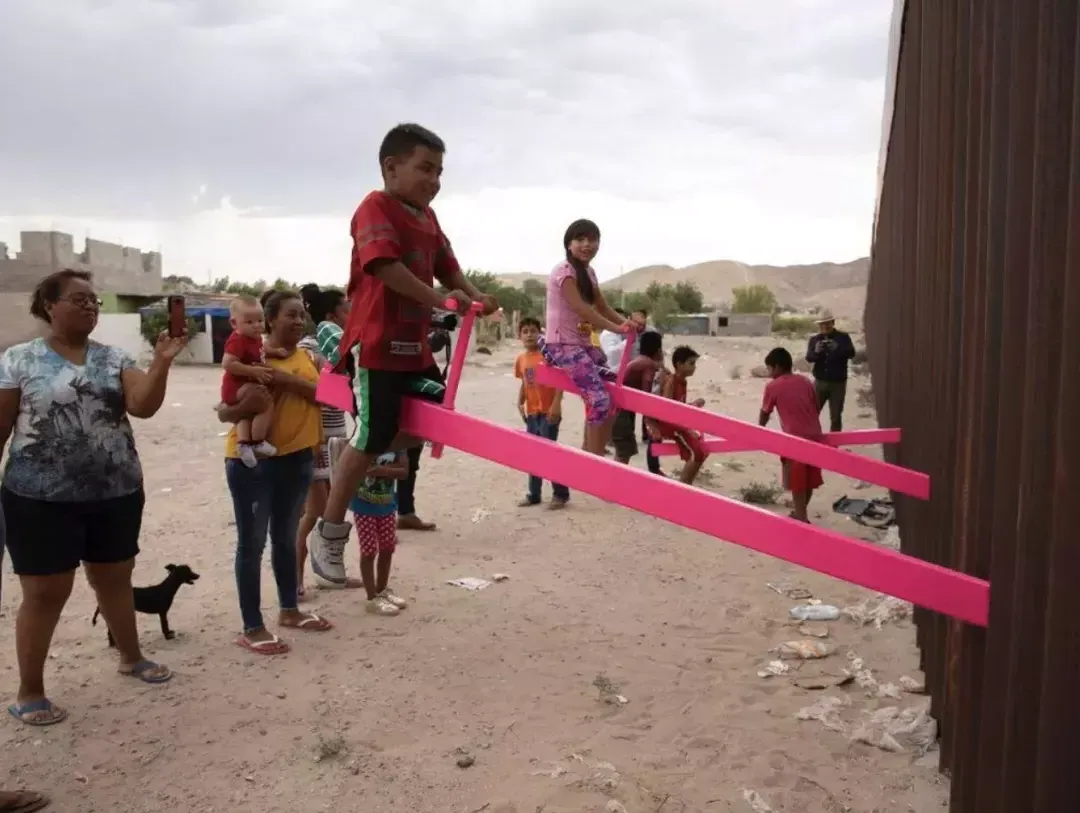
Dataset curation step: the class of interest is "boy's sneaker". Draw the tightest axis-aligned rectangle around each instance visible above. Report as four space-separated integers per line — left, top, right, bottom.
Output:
308 519 350 587
238 443 258 468
378 588 408 609
366 595 400 616
253 441 277 457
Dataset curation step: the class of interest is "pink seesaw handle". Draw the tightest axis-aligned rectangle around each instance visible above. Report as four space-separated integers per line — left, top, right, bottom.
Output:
430 298 486 458
614 326 638 386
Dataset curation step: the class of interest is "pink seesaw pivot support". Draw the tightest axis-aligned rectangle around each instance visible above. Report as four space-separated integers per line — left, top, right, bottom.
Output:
429 298 485 459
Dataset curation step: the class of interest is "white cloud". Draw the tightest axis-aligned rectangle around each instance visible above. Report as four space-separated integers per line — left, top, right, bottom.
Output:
0 0 892 283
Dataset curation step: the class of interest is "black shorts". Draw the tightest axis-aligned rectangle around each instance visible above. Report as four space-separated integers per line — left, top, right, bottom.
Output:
349 353 445 455
611 409 638 459
0 487 145 576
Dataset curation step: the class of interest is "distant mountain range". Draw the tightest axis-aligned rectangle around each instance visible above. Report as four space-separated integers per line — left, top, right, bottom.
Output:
498 257 869 319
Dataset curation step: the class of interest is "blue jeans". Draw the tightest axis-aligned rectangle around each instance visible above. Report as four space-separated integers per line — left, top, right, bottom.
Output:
226 449 314 633
524 414 570 503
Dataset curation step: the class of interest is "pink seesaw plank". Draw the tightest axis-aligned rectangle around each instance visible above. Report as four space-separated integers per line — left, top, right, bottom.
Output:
534 365 929 500
652 427 903 457
430 300 485 459
399 398 988 626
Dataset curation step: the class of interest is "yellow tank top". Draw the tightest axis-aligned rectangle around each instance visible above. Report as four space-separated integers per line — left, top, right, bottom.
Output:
224 348 322 459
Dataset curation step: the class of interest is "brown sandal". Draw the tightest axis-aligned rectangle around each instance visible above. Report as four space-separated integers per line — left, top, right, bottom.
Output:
0 790 50 813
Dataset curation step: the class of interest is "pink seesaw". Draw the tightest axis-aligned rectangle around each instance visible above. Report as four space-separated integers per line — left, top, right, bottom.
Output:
316 303 989 627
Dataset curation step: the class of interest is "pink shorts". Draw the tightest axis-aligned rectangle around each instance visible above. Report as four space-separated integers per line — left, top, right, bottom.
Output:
354 513 397 557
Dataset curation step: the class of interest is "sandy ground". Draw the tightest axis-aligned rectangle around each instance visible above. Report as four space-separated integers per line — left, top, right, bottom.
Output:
0 335 948 813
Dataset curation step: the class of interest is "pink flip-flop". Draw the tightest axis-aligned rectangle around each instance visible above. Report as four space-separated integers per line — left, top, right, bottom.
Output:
236 634 290 655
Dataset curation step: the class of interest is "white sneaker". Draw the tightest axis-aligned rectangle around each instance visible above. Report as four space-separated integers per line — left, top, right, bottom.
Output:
238 444 258 468
379 588 408 609
253 441 277 457
366 596 400 616
308 519 350 587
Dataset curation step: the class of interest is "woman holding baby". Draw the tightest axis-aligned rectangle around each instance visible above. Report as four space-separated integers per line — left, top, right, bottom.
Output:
217 289 333 656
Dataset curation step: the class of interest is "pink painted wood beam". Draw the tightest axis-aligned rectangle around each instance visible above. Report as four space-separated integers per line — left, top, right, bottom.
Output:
399 398 987 626
652 427 903 456
533 365 929 499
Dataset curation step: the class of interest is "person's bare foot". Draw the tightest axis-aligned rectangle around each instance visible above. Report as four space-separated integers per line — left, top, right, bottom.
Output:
397 514 436 531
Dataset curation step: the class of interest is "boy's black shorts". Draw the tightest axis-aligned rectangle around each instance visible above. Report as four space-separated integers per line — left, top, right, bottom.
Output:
349 353 445 455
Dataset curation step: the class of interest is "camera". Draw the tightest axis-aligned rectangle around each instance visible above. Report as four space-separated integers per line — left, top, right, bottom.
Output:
429 309 457 355
430 309 458 331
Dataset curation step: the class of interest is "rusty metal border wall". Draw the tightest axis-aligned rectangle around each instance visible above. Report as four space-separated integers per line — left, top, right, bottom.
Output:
867 1 1080 811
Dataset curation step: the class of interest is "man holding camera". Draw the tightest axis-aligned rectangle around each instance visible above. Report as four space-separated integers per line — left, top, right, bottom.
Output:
805 311 855 432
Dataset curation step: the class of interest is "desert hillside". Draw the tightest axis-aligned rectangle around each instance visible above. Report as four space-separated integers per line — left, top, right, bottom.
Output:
499 258 870 320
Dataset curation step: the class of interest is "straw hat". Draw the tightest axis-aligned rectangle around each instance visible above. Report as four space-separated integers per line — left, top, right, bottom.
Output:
814 310 836 324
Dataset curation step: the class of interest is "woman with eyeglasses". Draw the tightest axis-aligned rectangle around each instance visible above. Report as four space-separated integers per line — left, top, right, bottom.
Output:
0 269 188 726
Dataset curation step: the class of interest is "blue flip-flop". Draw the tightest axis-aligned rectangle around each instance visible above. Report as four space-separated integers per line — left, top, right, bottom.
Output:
7 698 68 726
119 660 172 684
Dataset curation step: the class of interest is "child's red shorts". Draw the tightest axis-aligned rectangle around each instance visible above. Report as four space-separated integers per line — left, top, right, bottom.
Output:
781 459 824 493
659 426 708 462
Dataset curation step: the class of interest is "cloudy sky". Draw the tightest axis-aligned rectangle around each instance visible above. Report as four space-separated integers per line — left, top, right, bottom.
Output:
0 0 892 285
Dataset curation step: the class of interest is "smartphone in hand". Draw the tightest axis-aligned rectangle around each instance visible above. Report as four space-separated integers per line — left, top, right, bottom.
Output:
167 295 186 338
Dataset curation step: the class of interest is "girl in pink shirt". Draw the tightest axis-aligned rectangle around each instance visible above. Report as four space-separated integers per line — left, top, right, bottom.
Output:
541 219 633 455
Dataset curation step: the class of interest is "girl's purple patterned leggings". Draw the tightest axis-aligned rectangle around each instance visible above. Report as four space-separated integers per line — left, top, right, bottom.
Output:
539 338 615 425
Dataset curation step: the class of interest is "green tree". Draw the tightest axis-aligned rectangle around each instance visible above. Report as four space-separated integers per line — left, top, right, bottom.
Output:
623 291 652 315
521 278 546 299
162 274 196 291
731 284 777 314
650 294 681 330
645 281 667 302
672 281 704 313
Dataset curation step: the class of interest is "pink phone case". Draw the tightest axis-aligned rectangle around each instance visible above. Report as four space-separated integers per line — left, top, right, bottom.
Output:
315 364 355 414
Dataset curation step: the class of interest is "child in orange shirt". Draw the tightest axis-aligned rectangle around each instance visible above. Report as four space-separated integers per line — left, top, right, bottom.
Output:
514 317 569 509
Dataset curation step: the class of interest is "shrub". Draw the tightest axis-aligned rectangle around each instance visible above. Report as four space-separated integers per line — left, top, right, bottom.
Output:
771 315 818 335
739 481 784 505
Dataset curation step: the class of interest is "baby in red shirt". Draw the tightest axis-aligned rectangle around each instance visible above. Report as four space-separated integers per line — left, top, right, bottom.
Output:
221 295 284 467
759 346 825 522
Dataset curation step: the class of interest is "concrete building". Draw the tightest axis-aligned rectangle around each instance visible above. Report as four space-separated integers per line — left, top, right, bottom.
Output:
0 231 164 354
667 311 772 337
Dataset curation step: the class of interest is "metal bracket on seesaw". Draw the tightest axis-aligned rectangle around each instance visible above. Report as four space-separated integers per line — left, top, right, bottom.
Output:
390 302 986 627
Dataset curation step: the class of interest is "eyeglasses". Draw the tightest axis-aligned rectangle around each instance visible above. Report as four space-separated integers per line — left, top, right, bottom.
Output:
56 294 103 309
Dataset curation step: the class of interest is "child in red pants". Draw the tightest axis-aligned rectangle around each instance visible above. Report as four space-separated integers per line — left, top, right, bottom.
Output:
351 451 410 615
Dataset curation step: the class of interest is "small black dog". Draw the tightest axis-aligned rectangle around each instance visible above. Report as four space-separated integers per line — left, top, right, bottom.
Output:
92 563 200 646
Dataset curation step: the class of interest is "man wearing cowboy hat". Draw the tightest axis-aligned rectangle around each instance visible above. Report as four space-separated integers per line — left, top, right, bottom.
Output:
805 311 855 431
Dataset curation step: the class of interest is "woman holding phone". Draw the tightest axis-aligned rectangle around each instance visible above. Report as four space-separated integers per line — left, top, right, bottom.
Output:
0 269 187 726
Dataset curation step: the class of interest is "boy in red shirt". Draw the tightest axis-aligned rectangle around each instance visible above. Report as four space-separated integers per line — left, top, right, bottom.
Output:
220 295 285 468
308 123 498 588
514 317 568 509
648 345 709 485
759 346 825 523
